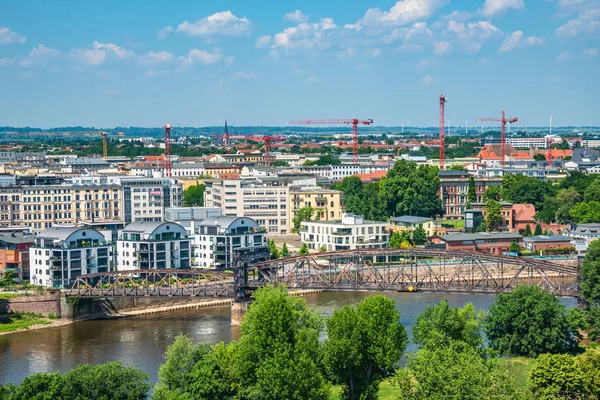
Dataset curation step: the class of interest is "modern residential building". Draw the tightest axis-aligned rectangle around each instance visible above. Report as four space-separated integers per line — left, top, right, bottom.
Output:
389 216 437 237
438 170 502 219
195 216 269 269
171 162 241 178
0 232 35 282
431 232 522 254
117 221 191 270
564 223 600 246
300 213 389 251
21 183 123 232
29 227 113 288
289 186 344 231
296 163 390 181
165 206 223 237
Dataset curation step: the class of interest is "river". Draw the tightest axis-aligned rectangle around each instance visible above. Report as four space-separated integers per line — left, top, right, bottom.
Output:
0 291 577 386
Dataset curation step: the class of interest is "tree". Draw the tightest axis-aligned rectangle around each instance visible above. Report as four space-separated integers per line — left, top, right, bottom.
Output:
509 242 520 253
524 224 532 237
233 286 329 400
447 164 468 171
482 185 501 202
555 188 582 223
323 295 408 400
571 201 600 223
485 285 580 357
298 243 309 255
268 239 280 260
319 245 327 252
412 226 427 246
535 195 560 224
583 177 600 202
389 231 411 248
412 300 483 350
467 176 476 207
559 171 597 198
534 223 543 236
183 184 205 207
378 160 443 218
581 240 600 308
483 199 503 232
533 153 547 161
502 174 554 210
552 138 570 150
281 242 289 257
394 342 523 400
315 154 341 165
292 206 317 232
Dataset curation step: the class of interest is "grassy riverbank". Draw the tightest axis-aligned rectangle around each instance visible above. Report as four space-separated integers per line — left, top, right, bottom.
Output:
0 312 57 333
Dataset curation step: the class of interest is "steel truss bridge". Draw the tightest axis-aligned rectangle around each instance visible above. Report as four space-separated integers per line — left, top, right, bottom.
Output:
70 249 580 300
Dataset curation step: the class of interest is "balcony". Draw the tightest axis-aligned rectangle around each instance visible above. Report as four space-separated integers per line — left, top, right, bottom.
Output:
332 230 352 236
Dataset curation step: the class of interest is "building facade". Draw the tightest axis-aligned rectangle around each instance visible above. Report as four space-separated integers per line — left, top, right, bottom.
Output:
0 187 21 227
165 206 222 237
438 171 502 219
289 186 344 231
389 216 437 237
195 216 269 269
29 227 113 288
431 232 522 254
117 221 191 270
300 213 389 251
0 232 35 282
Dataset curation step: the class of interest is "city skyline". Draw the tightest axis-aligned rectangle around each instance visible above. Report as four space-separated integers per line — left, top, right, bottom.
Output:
0 0 599 128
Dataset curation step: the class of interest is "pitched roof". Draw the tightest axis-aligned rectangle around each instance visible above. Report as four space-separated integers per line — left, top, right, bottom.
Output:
353 170 387 183
512 204 536 221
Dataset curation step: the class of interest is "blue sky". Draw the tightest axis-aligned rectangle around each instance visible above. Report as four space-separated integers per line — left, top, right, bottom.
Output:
0 0 598 128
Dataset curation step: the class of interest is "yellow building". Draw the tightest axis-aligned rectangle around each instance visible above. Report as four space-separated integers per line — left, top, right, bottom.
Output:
289 187 344 231
388 216 439 237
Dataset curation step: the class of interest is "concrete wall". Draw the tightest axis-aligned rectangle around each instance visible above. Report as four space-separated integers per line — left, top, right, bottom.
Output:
0 291 61 317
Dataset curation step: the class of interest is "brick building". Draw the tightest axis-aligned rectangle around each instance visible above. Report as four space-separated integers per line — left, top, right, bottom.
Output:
431 232 522 255
438 171 502 220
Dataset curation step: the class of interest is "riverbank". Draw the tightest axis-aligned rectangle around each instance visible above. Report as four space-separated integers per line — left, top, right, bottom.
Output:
0 312 71 336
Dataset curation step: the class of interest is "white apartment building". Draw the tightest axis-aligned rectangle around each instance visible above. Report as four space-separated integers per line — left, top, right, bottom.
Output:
117 221 191 270
297 164 390 181
195 216 269 269
29 227 113 288
205 176 312 235
300 213 390 251
165 206 222 237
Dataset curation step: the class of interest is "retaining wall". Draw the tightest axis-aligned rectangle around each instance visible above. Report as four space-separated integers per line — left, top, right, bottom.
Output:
0 291 61 317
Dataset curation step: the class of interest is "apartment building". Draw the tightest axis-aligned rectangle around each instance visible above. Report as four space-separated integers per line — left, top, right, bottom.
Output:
71 175 183 223
117 221 191 270
431 232 522 255
0 232 35 282
438 171 502 219
205 176 304 235
389 216 437 237
165 206 222 237
297 164 389 181
0 187 21 227
21 184 123 232
195 216 269 269
171 162 240 178
29 227 113 288
300 213 389 251
289 186 344 231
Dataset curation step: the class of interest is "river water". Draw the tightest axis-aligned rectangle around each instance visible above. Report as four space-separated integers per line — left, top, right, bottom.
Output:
0 291 577 386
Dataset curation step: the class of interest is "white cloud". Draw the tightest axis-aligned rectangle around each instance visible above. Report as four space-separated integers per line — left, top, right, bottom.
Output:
72 49 106 66
444 10 473 21
92 41 134 59
232 71 259 79
271 18 337 55
557 50 571 61
433 40 451 55
499 31 544 52
480 0 524 17
178 49 222 66
347 0 447 30
443 20 503 52
21 44 61 67
157 26 173 39
554 0 600 37
337 47 357 58
582 48 598 56
285 10 309 23
382 22 432 43
556 19 600 37
422 75 435 86
366 48 382 57
0 57 13 66
140 51 174 65
177 11 251 36
0 26 26 45
478 57 491 65
255 35 272 49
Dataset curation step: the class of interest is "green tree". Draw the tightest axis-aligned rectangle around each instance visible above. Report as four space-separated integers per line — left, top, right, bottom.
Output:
534 223 543 236
584 178 600 202
233 286 328 400
394 342 523 400
319 245 327 252
509 242 520 253
281 242 289 257
581 240 600 340
482 185 502 202
528 353 592 400
485 285 580 357
315 154 341 165
571 201 600 223
502 174 555 209
182 184 206 207
447 164 468 171
268 239 280 260
555 188 582 223
378 160 443 218
559 171 597 198
292 206 316 232
412 300 483 350
533 153 547 161
467 176 476 207
323 295 408 400
483 199 503 232
298 243 309 255
552 138 570 150
389 231 411 248
524 224 532 237
412 226 427 246
535 195 560 224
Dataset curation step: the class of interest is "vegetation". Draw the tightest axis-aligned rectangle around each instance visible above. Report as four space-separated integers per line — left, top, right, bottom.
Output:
292 206 321 232
0 312 53 334
485 285 580 357
389 231 412 248
280 242 289 257
509 242 521 253
467 176 476 207
268 239 280 260
298 243 309 255
182 183 205 207
502 174 555 210
482 185 502 202
412 226 427 245
483 199 503 231
581 240 600 340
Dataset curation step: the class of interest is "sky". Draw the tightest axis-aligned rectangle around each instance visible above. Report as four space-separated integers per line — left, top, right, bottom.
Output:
0 0 599 129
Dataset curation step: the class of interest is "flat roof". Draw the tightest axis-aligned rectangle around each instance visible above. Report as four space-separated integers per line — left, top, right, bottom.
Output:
390 215 433 224
523 235 572 242
0 232 36 245
436 232 522 242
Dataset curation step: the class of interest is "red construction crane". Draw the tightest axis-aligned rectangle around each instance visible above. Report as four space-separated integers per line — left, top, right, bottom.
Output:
248 135 285 166
164 124 172 177
546 137 552 167
477 111 518 168
439 95 447 170
290 118 374 163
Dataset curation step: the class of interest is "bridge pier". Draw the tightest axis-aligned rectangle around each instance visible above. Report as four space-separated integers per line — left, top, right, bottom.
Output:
231 301 249 326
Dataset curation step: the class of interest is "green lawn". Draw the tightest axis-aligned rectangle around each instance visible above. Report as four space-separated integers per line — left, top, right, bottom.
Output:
329 380 396 400
441 220 465 229
501 357 535 389
0 312 53 333
0 293 20 299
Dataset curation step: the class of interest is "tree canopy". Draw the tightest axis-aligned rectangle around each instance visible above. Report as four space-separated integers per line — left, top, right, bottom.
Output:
182 184 205 207
502 174 555 209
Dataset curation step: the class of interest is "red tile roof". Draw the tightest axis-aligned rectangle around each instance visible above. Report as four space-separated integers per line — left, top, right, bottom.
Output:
352 170 387 183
